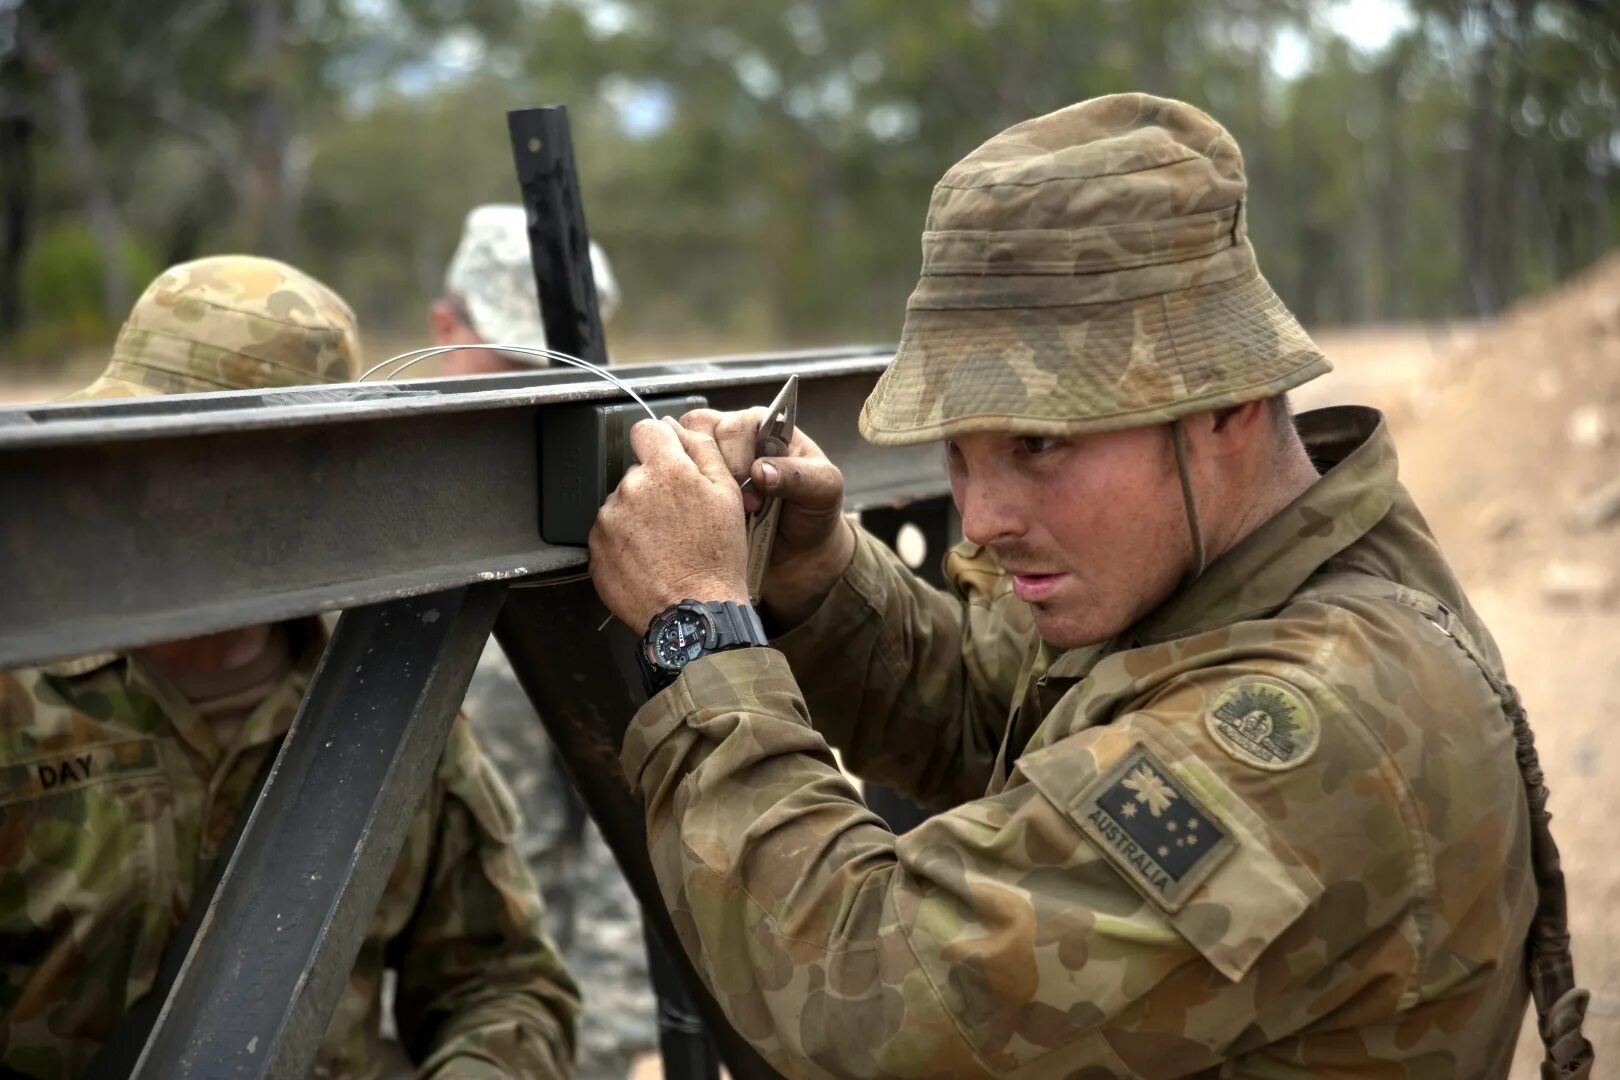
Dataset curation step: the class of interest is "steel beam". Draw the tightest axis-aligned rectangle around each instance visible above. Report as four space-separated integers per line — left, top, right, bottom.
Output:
0 352 943 668
131 583 507 1079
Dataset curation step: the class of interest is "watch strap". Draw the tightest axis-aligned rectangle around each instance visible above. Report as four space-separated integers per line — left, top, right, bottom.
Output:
704 600 768 652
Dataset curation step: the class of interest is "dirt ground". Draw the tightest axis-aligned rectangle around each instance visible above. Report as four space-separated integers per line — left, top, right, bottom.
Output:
4 260 1616 1073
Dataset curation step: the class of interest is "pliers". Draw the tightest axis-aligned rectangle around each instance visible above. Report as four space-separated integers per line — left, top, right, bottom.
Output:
742 375 799 605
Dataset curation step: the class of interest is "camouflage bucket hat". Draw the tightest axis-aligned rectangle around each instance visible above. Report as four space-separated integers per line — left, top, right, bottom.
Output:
63 255 362 400
860 93 1331 446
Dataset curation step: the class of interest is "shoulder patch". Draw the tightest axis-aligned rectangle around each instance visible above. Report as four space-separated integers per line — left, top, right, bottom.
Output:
1075 743 1235 912
1205 679 1318 771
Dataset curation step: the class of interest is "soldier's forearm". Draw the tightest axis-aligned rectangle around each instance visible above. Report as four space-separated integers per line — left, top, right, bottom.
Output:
770 525 1005 807
759 514 858 629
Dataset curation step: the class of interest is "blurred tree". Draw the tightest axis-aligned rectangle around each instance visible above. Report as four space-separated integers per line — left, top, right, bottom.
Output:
11 1 130 322
495 0 1308 341
1411 0 1620 314
2 0 1618 361
0 113 32 340
0 0 529 337
20 219 159 346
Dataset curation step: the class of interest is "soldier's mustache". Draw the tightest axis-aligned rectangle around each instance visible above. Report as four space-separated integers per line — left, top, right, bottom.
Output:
987 543 1065 572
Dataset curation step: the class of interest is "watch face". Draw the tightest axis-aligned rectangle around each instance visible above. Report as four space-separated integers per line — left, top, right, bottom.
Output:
647 607 716 671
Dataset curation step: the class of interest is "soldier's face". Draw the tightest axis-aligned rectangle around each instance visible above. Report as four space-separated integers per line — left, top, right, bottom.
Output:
430 298 527 377
947 425 1189 648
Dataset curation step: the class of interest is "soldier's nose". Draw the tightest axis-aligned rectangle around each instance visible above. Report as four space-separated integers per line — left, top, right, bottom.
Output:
958 481 1024 547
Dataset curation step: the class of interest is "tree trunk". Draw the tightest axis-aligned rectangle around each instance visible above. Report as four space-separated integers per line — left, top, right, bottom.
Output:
1375 51 1406 320
1588 142 1613 260
1293 223 1332 327
1459 43 1501 316
1488 0 1536 311
0 114 33 340
241 0 293 256
1339 207 1370 325
21 17 129 323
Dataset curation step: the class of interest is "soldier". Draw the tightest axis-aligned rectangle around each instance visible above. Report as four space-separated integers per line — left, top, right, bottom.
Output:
0 256 579 1078
431 203 620 375
587 96 1593 1076
432 206 657 1080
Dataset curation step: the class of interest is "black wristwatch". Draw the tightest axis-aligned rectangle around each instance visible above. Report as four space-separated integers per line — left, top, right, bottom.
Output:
639 599 769 694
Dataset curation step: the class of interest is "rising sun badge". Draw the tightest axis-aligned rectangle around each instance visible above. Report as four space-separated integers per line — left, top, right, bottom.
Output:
1206 680 1319 771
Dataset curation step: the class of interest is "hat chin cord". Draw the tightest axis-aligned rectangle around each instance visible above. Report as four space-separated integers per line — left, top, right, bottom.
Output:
1170 418 1207 583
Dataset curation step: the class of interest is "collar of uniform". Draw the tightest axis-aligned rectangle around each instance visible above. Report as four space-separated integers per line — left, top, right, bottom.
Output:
1042 405 1395 679
38 652 122 678
175 618 324 753
239 618 325 745
1127 403 1396 648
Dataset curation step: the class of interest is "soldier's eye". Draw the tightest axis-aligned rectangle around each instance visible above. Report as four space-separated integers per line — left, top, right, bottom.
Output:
1017 436 1060 455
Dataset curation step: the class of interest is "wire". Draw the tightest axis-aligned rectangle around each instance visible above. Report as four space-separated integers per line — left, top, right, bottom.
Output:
508 571 594 589
357 344 658 422
507 571 617 631
357 343 654 631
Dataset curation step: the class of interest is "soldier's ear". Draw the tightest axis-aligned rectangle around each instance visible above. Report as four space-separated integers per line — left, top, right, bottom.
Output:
1200 401 1269 459
430 298 466 345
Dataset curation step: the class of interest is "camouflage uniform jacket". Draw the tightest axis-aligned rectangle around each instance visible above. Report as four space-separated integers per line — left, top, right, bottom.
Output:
0 620 579 1080
620 405 1535 1078
462 641 656 1080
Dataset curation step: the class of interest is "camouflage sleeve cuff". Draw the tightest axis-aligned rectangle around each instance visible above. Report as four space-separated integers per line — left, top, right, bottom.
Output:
619 647 808 790
771 526 903 668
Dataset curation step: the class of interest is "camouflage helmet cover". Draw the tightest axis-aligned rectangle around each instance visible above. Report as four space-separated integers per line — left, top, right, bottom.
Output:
64 255 362 400
860 93 1331 445
444 203 621 361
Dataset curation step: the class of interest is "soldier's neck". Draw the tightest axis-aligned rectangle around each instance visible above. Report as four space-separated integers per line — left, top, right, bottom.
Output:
138 624 292 747
1204 433 1322 567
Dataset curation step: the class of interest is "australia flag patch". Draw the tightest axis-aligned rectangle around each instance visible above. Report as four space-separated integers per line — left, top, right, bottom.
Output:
1076 743 1234 912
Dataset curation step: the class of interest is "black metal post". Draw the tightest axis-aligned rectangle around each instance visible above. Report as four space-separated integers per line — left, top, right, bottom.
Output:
505 103 765 1080
644 924 721 1080
860 496 960 590
131 584 507 1079
508 106 609 365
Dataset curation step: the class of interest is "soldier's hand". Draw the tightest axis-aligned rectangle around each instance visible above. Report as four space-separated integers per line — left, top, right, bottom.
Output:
680 407 855 627
589 418 750 634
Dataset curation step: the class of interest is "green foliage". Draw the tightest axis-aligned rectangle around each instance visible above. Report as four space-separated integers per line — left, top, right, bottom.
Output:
15 222 159 357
